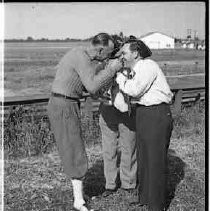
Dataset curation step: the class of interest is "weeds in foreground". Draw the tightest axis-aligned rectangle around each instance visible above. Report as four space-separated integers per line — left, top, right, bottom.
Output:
4 105 101 159
4 101 205 159
171 101 205 139
4 105 54 158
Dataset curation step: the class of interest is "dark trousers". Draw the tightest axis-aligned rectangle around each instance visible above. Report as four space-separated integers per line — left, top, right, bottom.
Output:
136 103 173 211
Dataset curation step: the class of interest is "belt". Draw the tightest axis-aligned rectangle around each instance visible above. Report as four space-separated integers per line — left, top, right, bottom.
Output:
51 92 80 103
136 102 168 107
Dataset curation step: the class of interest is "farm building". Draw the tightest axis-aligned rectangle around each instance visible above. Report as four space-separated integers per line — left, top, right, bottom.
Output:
181 39 205 50
139 32 175 49
182 41 195 49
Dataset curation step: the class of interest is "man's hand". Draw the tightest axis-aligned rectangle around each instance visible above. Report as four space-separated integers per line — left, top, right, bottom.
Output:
106 59 123 73
116 72 127 85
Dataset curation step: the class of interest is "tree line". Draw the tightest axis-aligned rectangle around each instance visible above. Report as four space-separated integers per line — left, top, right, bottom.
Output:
4 32 130 43
4 36 91 42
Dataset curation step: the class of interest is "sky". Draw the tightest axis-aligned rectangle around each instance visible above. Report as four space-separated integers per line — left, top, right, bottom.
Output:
3 2 206 40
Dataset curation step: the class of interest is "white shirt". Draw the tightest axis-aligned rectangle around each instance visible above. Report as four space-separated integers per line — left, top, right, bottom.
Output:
116 59 173 106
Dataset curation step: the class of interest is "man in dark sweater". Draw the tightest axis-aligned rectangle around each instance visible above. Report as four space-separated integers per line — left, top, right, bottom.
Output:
47 33 122 211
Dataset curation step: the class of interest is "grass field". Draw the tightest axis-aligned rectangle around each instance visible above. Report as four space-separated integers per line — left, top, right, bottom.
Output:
4 42 205 97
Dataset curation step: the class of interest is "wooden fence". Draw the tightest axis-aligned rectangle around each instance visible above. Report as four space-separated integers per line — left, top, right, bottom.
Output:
1 74 205 118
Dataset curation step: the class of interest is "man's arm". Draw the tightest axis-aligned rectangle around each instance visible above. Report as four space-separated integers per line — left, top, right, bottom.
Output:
76 55 122 94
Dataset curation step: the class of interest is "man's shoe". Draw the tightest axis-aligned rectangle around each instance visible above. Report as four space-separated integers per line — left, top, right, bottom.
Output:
129 200 143 206
101 188 117 198
129 198 147 207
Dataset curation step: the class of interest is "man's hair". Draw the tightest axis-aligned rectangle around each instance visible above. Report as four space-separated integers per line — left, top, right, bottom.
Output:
91 32 114 46
126 39 152 59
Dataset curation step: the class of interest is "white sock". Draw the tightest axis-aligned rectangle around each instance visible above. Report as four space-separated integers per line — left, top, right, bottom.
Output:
71 179 86 209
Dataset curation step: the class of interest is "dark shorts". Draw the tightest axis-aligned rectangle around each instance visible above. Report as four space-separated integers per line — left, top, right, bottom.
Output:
47 96 88 179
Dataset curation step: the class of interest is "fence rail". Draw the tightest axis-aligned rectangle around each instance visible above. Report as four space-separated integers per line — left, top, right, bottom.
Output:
2 74 205 117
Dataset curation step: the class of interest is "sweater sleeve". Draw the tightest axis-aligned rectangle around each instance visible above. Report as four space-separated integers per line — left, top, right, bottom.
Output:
76 52 121 94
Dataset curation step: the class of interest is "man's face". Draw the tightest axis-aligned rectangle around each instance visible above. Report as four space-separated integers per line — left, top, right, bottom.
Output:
120 43 137 67
94 40 115 61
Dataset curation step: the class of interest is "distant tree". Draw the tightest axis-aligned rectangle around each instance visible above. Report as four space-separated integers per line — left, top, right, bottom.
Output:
187 35 191 40
40 38 49 42
175 38 182 43
26 36 34 41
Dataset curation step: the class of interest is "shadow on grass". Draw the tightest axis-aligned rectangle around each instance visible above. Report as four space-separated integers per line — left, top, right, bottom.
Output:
83 158 106 197
83 150 122 198
83 149 185 210
165 148 186 210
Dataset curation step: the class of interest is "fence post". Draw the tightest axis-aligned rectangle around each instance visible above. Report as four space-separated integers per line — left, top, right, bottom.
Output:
173 89 183 116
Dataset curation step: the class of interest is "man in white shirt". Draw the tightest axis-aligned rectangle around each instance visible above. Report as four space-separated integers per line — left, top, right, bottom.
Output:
116 40 173 211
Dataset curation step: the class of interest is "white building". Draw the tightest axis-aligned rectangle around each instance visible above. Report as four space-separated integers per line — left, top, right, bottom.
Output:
139 32 175 49
181 40 195 49
198 44 205 50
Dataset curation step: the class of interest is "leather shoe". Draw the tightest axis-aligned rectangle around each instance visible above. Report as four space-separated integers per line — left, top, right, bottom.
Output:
129 198 147 207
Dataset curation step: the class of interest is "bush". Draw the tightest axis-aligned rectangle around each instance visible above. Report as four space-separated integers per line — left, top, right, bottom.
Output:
171 100 205 139
4 105 55 158
4 105 101 159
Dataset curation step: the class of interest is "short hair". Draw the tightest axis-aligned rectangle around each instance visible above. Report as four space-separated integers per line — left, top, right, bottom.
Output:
91 32 114 46
126 39 152 59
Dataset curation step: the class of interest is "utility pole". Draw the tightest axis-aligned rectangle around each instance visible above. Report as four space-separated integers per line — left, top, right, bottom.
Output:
194 30 198 40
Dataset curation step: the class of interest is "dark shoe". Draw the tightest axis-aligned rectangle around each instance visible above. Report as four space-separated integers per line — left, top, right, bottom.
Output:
129 198 147 207
101 188 117 197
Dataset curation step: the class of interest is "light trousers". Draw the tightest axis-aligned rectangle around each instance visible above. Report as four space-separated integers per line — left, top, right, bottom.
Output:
99 104 137 190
